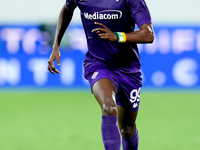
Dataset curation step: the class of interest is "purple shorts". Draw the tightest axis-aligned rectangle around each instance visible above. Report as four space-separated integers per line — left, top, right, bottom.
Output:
84 60 142 112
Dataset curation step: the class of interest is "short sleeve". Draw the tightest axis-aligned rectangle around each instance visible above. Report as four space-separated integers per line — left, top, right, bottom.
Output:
127 0 152 27
66 0 77 10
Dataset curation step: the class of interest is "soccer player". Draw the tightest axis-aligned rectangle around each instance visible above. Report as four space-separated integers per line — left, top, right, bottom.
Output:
48 0 154 149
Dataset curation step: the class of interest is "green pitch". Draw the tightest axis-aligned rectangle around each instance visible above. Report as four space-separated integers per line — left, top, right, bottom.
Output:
0 89 199 150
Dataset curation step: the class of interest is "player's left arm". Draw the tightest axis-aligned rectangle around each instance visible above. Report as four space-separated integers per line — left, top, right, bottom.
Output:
92 22 154 43
126 23 154 43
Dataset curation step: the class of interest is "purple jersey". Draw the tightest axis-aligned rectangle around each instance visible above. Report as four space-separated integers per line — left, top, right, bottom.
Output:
66 0 151 73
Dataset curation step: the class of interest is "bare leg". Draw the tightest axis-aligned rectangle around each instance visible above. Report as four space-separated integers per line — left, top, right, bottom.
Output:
92 78 120 150
92 78 117 116
117 105 139 150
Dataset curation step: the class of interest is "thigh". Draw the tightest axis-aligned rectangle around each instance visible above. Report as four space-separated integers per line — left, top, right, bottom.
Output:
92 78 117 116
117 105 138 137
117 105 138 127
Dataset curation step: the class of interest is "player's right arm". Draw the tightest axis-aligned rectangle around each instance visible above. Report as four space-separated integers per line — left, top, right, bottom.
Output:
48 4 74 74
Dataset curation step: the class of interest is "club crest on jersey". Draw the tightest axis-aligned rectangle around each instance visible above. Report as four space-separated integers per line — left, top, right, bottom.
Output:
91 72 99 79
84 10 122 20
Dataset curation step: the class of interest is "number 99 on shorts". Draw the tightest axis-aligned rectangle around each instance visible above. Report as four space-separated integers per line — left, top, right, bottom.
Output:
129 88 141 108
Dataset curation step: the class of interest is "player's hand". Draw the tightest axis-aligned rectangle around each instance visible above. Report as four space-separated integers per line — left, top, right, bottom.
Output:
92 22 117 42
48 46 60 75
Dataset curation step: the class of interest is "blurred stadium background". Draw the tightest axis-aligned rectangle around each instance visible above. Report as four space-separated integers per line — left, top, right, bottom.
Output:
0 0 200 150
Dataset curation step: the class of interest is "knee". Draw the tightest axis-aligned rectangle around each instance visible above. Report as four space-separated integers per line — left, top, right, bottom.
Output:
96 91 117 116
101 98 117 116
120 125 136 140
101 103 117 116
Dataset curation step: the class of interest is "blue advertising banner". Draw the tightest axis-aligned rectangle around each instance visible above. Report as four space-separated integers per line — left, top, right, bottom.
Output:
140 25 200 88
0 24 199 88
